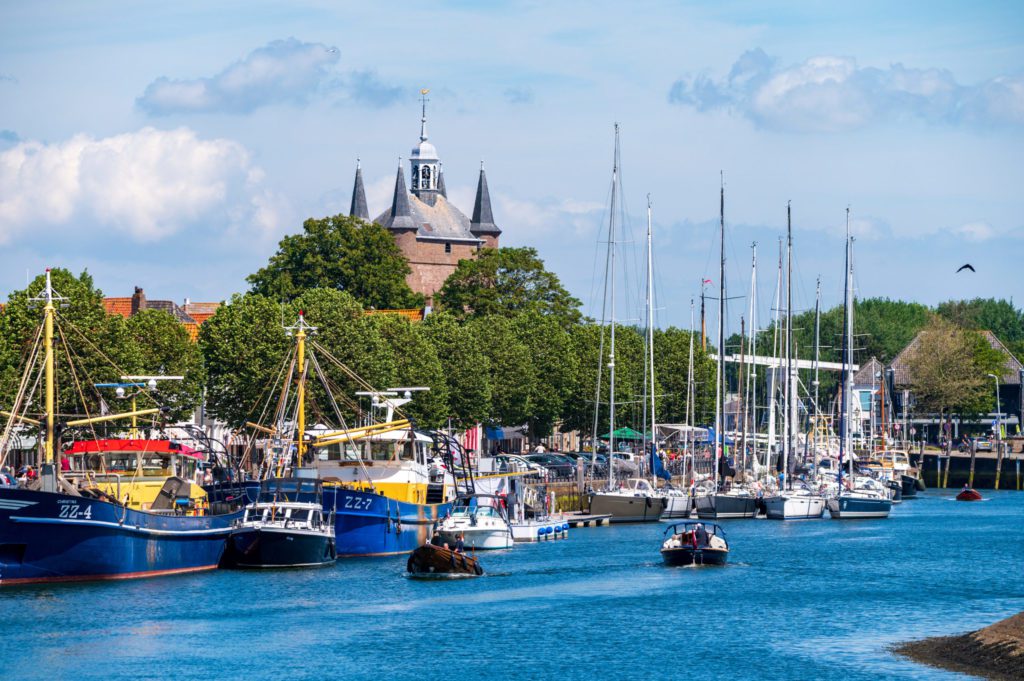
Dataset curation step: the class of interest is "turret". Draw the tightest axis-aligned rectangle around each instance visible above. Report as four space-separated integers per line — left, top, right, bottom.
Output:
349 159 369 220
470 161 501 243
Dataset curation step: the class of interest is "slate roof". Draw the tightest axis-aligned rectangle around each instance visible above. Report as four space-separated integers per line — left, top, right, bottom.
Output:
350 163 369 220
852 357 884 386
470 166 500 236
375 180 481 242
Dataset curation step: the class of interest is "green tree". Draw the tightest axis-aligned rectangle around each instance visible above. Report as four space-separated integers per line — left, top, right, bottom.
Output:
365 314 449 429
248 214 425 309
907 315 1003 420
421 312 491 429
561 323 645 437
511 310 578 439
653 327 716 426
467 315 535 428
125 310 205 422
199 293 291 428
436 247 582 326
0 269 141 421
937 298 1024 356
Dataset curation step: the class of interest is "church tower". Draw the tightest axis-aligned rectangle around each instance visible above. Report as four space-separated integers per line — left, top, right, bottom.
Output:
357 90 501 303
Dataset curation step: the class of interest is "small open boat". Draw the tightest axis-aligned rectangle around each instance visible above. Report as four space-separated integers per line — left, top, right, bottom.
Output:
407 542 483 577
956 487 983 502
660 521 729 566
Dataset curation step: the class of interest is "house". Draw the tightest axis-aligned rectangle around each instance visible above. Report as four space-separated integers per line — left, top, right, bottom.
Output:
103 287 221 341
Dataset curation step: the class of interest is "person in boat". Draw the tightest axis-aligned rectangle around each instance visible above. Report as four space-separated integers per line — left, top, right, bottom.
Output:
60 454 71 472
454 534 465 554
694 523 709 548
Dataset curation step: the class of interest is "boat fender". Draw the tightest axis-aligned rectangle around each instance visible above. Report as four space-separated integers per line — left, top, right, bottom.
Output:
474 563 483 576
645 497 652 508
406 556 415 573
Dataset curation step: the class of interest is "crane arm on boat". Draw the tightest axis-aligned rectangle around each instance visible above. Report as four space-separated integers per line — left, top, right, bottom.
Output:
65 407 162 427
312 419 411 447
0 410 41 426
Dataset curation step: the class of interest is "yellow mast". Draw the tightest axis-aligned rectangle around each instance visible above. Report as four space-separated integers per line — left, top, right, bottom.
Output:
44 269 55 465
295 312 306 468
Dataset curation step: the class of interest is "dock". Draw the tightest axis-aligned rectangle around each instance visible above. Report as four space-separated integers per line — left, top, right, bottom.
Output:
560 512 612 528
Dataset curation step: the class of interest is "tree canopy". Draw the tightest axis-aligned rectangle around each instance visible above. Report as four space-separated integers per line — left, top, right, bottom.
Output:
247 214 425 309
436 247 582 326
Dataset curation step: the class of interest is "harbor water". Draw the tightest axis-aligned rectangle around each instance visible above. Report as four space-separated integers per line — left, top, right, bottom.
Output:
2 490 1022 681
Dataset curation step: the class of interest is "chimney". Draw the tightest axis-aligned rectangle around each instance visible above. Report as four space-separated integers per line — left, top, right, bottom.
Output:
131 287 146 315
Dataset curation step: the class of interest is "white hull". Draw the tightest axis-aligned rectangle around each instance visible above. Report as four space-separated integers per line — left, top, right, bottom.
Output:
438 528 513 550
764 494 825 520
661 495 691 519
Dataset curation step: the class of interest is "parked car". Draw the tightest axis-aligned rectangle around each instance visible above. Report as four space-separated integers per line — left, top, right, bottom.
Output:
524 453 575 478
489 454 549 480
959 436 993 453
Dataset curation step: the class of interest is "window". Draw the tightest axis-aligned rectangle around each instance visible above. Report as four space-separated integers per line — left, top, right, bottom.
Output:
445 242 451 254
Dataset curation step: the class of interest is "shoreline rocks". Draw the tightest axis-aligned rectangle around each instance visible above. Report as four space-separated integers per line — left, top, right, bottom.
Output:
895 611 1024 680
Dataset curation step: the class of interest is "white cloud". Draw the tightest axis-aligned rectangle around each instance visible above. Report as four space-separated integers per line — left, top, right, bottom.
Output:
137 38 341 115
0 127 286 243
955 221 994 242
669 49 1024 132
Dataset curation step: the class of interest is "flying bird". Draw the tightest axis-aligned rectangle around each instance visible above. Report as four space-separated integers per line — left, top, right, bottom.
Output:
957 264 975 273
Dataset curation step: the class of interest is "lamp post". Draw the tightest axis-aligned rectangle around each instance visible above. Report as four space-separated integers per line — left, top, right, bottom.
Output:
987 373 1003 489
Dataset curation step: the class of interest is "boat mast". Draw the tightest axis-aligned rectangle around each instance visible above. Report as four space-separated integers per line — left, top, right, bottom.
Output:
812 277 821 470
43 270 56 466
714 173 725 489
645 194 658 486
608 125 620 488
744 242 757 476
738 316 746 475
785 202 794 490
766 239 782 474
687 297 695 484
286 311 315 474
839 208 853 485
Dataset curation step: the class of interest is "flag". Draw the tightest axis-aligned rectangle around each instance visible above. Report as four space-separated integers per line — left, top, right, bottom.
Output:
462 423 480 453
702 278 712 284
650 443 671 480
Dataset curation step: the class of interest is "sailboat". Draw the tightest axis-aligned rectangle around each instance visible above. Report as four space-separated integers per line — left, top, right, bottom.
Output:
695 177 758 520
827 210 893 520
588 125 666 523
0 270 237 585
763 204 825 520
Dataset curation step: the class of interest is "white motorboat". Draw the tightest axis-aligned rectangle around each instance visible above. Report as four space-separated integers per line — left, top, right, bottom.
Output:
438 495 513 549
660 485 692 519
590 478 667 523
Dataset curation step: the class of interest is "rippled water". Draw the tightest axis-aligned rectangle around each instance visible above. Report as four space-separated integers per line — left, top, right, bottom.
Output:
2 490 1022 681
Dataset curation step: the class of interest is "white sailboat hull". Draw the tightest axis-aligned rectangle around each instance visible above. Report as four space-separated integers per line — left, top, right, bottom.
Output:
764 494 825 520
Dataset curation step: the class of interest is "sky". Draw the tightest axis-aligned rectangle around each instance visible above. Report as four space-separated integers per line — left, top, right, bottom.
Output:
1 0 1022 332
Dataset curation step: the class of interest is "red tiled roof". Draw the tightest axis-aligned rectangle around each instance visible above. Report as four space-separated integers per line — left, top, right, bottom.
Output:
103 297 133 317
183 323 200 342
188 311 216 325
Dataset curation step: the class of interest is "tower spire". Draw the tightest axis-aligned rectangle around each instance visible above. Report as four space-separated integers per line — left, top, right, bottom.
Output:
349 158 369 220
470 160 500 239
387 157 415 230
419 88 430 142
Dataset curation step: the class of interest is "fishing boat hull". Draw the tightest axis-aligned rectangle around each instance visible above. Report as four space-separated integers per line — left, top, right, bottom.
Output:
406 543 483 577
322 487 451 557
694 493 757 519
0 487 234 586
588 492 666 523
226 526 336 568
763 494 826 520
956 489 983 502
660 546 728 567
826 495 892 519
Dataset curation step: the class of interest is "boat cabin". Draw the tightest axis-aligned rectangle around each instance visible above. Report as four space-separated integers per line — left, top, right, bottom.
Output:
63 439 206 510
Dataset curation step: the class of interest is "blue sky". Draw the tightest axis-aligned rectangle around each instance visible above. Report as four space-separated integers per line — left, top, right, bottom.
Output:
1 0 1022 331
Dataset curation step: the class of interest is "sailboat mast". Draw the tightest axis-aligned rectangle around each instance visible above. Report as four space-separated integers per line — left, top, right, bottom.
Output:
840 208 853 483
745 243 757 474
645 195 657 485
785 202 794 489
738 316 746 474
608 125 619 487
812 277 821 469
687 298 695 483
715 174 725 488
766 239 782 473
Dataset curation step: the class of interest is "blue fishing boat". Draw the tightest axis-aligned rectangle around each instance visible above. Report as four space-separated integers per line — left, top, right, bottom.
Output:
0 271 237 586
